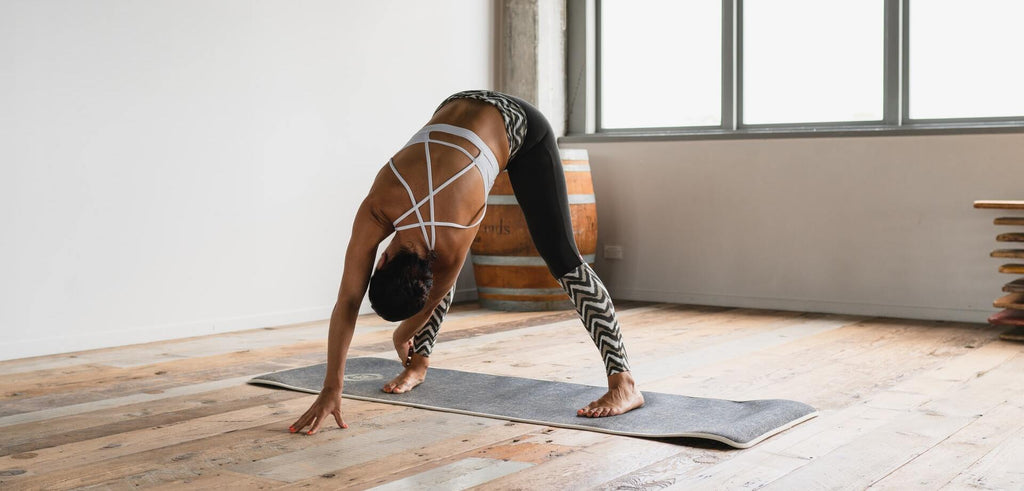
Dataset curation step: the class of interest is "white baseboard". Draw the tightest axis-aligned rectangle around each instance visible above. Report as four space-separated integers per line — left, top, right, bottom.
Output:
3 288 482 363
611 288 992 324
0 306 334 362
3 288 482 362
7 288 976 362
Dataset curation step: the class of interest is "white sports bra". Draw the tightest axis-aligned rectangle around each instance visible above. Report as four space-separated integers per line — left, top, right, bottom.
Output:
389 124 501 250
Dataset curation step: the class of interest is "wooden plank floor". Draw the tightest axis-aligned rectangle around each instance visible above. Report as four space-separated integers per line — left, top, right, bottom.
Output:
2 302 1022 490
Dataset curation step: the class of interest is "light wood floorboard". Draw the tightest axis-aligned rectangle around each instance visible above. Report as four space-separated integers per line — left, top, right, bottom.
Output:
1 302 1020 490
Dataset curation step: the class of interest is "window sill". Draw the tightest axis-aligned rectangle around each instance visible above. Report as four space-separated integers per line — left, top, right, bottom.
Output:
559 122 1024 143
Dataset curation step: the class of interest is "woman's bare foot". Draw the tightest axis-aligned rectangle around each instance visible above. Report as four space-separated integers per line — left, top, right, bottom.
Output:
382 353 429 393
577 371 645 418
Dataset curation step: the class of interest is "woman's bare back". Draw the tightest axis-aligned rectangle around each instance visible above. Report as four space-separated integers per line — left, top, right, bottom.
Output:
367 98 511 272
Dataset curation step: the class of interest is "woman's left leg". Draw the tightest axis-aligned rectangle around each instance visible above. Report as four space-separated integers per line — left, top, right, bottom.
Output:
503 96 641 416
505 135 632 377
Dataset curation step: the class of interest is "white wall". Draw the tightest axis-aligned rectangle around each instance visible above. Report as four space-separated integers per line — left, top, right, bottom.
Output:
566 133 1023 323
0 0 495 361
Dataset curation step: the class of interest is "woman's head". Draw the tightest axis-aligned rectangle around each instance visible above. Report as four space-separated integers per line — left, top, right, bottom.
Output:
368 246 436 321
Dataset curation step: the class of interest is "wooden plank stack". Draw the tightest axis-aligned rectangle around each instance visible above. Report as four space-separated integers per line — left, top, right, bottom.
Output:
974 200 1024 341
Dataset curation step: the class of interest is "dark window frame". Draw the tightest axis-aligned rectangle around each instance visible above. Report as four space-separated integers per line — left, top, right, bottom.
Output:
564 0 1024 141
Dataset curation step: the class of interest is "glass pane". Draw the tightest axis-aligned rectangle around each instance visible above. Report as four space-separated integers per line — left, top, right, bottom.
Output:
743 0 884 124
600 0 721 129
909 0 1024 119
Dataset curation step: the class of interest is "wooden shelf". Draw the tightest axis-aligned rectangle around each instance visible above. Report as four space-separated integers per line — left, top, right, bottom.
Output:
996 233 1024 242
1002 326 1024 341
991 249 1024 259
989 308 1024 326
994 292 1024 309
974 200 1024 209
995 217 1024 226
978 200 1024 339
1004 278 1024 293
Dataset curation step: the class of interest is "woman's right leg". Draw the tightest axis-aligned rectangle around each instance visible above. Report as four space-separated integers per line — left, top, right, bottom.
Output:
382 286 454 394
412 286 455 357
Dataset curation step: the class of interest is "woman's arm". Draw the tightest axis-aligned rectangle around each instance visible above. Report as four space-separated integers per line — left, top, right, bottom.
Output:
388 251 467 364
290 198 389 435
390 296 443 365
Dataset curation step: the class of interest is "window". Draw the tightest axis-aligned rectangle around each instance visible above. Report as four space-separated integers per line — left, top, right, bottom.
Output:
568 0 1024 136
908 0 1024 120
743 0 883 124
600 0 721 128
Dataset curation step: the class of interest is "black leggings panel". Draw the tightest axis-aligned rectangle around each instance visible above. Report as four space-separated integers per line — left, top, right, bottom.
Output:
504 96 584 278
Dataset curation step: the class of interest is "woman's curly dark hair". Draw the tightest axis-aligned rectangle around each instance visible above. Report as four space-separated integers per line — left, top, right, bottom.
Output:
368 247 437 321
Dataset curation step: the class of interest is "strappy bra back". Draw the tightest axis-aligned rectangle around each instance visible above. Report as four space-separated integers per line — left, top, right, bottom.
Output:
389 123 501 250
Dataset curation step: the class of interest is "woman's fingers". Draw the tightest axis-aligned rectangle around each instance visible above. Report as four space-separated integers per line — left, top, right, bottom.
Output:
292 391 345 435
307 413 324 435
293 414 312 432
394 336 414 366
333 410 348 429
290 408 313 433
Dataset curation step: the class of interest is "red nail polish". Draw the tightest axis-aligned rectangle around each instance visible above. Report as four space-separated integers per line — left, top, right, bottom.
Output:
307 430 313 435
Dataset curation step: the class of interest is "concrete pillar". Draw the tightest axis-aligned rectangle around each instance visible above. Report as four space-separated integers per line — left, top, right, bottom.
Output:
497 0 566 136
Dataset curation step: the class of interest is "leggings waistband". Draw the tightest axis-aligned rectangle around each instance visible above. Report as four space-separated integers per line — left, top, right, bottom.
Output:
436 90 528 159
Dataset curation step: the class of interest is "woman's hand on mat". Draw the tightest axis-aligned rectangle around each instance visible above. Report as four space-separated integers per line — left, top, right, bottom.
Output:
290 387 346 435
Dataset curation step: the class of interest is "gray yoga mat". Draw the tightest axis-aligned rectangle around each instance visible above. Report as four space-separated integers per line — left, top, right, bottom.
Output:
249 357 816 448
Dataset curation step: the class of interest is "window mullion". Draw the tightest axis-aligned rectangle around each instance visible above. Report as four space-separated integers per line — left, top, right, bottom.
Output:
900 0 910 123
722 0 736 130
594 0 604 132
883 0 902 125
565 0 592 135
734 0 744 129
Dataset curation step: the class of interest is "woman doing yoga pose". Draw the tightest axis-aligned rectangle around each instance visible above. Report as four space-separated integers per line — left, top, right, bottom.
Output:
290 91 644 435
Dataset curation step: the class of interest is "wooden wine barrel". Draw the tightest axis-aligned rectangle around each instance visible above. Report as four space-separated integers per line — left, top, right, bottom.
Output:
471 148 597 311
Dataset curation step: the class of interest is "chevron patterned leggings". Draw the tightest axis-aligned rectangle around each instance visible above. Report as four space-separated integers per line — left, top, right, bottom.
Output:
556 262 630 375
412 286 455 357
411 94 631 376
412 263 631 376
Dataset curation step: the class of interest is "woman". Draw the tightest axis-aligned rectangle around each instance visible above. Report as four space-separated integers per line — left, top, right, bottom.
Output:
290 90 644 436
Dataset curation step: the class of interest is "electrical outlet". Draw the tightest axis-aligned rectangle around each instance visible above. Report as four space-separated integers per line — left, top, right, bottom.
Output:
604 245 624 260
